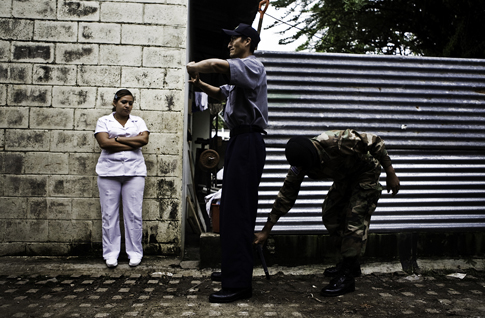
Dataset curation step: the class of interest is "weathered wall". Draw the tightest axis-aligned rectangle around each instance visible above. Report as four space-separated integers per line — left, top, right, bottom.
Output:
0 0 187 256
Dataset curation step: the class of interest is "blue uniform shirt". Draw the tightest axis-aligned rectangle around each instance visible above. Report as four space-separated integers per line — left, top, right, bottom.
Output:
220 55 268 130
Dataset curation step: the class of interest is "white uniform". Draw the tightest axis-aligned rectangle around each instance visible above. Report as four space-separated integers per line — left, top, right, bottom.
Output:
95 113 149 261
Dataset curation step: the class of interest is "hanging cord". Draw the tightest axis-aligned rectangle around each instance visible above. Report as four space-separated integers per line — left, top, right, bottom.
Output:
257 2 324 43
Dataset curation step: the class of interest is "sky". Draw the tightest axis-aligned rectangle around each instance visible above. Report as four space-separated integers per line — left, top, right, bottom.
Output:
251 4 307 52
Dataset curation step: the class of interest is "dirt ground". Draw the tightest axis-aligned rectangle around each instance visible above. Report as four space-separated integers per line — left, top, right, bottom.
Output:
1 267 484 317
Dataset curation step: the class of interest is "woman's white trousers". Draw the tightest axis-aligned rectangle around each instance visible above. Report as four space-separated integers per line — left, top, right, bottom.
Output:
97 176 145 261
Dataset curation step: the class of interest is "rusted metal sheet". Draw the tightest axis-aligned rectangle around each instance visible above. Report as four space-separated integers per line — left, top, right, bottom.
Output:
255 51 485 233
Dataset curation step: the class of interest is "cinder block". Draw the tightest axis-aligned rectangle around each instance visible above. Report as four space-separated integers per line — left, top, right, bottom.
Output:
143 48 184 68
12 0 56 19
142 198 159 221
91 219 102 242
3 152 24 174
167 0 187 5
34 21 77 42
46 198 72 219
48 220 92 242
56 43 98 64
200 232 221 268
57 1 99 21
160 198 181 220
144 153 157 176
12 42 54 63
96 88 140 109
0 107 29 128
99 44 142 66
52 86 96 108
144 4 187 25
0 84 5 104
100 2 143 23
48 175 93 197
156 176 181 199
24 152 69 174
4 175 48 196
79 23 121 44
0 243 26 256
164 68 183 89
30 107 74 129
78 65 121 86
50 130 94 152
140 90 184 112
121 67 165 89
140 89 183 111
0 0 11 17
0 19 33 40
162 26 186 48
72 198 100 219
143 132 180 155
68 153 97 175
122 25 164 46
28 198 47 219
33 65 77 85
143 220 179 243
0 63 32 83
0 40 9 61
160 111 183 132
74 109 108 131
0 197 28 218
158 154 181 176
5 129 50 151
7 85 51 106
26 243 70 255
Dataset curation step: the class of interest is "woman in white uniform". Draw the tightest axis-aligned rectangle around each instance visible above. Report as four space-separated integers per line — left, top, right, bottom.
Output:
94 89 149 268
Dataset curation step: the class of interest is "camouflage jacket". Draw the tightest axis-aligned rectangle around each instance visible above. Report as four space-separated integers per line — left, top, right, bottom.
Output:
267 129 392 224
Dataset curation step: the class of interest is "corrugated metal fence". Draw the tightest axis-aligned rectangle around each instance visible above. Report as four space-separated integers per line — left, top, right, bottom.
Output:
255 51 485 233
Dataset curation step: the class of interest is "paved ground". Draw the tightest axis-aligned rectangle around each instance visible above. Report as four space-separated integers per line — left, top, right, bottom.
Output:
0 256 484 317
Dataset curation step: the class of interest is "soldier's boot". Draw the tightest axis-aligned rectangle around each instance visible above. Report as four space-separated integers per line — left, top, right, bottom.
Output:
320 258 357 297
324 260 361 278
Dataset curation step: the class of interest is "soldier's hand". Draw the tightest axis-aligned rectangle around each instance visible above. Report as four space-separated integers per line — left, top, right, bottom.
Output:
386 172 400 196
254 231 269 246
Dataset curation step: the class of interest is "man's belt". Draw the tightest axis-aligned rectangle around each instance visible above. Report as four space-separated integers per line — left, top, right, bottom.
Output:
230 125 267 138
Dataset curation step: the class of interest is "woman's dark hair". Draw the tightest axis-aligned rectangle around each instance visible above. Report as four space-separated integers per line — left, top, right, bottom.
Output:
111 89 134 111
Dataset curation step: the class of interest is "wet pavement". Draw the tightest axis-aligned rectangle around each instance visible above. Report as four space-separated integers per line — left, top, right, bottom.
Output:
0 256 484 317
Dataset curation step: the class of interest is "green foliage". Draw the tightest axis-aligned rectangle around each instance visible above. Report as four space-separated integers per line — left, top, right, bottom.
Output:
269 0 485 58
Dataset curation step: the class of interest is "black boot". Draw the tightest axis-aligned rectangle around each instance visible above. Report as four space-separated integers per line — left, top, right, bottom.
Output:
324 260 362 278
320 269 355 297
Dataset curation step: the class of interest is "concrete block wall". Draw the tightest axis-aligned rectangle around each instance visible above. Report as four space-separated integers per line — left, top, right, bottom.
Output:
0 0 187 256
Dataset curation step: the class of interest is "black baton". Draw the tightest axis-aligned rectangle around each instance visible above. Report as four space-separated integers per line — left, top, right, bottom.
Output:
256 244 270 280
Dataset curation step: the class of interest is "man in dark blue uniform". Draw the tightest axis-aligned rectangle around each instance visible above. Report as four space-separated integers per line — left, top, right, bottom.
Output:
186 23 268 303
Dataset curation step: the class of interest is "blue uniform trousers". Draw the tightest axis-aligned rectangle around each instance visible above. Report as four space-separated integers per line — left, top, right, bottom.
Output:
220 131 266 289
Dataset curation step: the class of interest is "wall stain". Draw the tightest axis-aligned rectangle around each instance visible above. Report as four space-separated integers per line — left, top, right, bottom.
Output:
157 178 176 198
13 89 48 104
165 93 175 111
81 26 93 39
13 45 51 61
63 2 98 17
35 66 51 82
63 47 93 63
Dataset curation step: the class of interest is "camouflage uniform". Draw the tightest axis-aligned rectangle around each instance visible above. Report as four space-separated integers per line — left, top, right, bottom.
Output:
268 129 393 259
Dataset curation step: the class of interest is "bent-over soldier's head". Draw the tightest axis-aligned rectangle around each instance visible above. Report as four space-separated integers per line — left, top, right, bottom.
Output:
285 137 319 168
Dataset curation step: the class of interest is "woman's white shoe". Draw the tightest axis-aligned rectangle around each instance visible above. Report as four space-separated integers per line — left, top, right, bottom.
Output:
129 258 141 267
106 259 118 268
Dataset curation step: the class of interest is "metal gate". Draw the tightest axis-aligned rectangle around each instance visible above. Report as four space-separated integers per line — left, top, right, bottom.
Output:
255 51 485 233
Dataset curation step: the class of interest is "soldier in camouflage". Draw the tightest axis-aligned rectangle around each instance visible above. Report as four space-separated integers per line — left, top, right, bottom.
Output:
254 129 400 297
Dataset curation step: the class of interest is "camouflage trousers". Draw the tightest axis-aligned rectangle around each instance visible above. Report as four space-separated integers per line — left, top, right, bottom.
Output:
322 180 382 259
